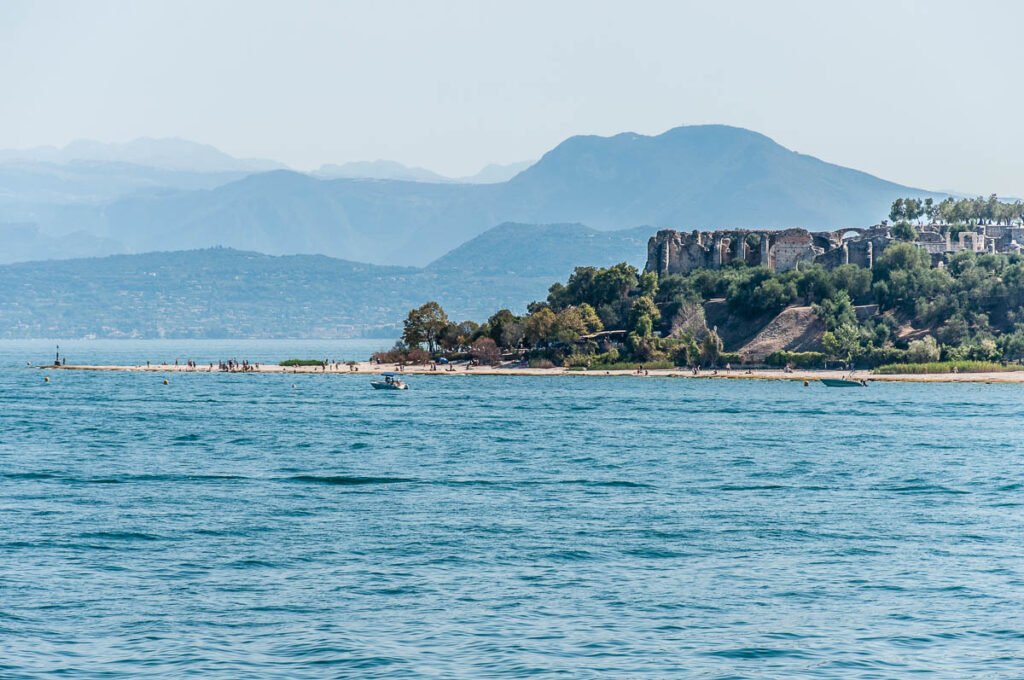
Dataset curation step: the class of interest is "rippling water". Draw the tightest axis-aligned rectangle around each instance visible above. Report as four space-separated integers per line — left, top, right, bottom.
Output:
2 340 1023 678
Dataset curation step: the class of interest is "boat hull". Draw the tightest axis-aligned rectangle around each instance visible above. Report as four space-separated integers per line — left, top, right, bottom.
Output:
820 379 865 387
371 381 408 390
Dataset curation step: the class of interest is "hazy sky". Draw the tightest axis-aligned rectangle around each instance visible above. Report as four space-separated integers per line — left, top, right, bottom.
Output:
2 0 1022 194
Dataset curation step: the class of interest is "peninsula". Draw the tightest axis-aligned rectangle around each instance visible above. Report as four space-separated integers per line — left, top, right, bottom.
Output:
374 195 1024 377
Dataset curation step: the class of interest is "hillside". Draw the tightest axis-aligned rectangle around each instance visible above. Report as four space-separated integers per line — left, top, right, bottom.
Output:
736 306 825 356
500 125 936 229
0 137 285 172
0 246 560 339
4 125 941 267
427 222 650 276
0 223 125 264
314 160 450 183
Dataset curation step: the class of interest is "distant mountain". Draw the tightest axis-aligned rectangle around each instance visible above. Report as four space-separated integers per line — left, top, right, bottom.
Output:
455 160 534 184
4 125 943 266
0 160 249 206
0 223 125 264
500 125 939 229
313 159 535 183
100 170 504 264
0 137 286 173
0 246 562 339
427 222 649 276
0 222 657 338
313 160 450 183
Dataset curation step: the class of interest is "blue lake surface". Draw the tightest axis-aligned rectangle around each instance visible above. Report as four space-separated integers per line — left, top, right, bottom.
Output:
1 340 1023 678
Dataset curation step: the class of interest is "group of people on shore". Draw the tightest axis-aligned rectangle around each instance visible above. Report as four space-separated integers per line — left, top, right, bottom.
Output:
142 359 261 372
312 360 358 372
219 359 259 372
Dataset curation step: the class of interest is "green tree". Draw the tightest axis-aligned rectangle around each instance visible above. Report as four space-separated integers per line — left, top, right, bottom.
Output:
523 308 557 346
638 270 659 298
889 198 905 223
628 296 661 338
577 303 604 333
874 242 930 280
749 277 796 313
402 301 449 353
998 329 1024 361
593 263 640 305
500 322 525 349
552 307 589 343
486 309 519 345
891 220 918 242
698 329 723 365
812 290 857 331
796 264 834 304
829 264 873 301
822 323 861 361
923 197 935 222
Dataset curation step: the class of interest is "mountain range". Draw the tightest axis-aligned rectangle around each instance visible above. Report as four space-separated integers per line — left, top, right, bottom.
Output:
0 223 649 338
0 137 285 173
313 159 533 184
0 125 941 267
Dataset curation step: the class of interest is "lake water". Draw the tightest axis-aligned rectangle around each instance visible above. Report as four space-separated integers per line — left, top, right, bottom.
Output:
1 340 1023 678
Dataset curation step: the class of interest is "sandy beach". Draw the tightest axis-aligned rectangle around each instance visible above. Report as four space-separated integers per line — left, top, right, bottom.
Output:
41 361 1024 383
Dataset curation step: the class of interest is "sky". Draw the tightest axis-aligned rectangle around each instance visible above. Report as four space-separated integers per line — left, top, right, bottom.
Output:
1 0 1022 195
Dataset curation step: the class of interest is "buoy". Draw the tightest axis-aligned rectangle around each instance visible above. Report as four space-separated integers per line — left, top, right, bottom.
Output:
163 379 169 385
803 381 809 386
44 376 49 382
27 361 31 366
292 383 296 388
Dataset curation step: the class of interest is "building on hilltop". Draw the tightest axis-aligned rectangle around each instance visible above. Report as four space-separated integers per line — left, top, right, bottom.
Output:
645 223 1024 276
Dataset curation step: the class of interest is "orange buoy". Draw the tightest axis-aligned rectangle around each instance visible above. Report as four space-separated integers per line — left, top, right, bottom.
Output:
163 379 169 385
803 381 809 386
44 376 49 382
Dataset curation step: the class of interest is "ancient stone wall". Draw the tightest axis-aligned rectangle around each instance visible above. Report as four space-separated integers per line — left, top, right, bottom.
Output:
646 228 837 275
645 222 1024 278
766 229 822 271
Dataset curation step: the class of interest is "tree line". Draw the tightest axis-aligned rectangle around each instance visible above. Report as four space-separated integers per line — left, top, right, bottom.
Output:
889 195 1023 227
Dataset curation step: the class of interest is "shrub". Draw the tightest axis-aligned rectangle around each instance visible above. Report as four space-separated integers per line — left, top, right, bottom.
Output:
572 360 674 371
565 353 593 367
469 337 501 365
906 335 941 363
765 351 827 368
280 359 324 366
528 358 556 369
862 346 907 367
406 347 431 364
874 361 1016 374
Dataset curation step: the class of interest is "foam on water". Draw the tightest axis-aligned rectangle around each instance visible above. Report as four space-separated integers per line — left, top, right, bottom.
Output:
1 339 1023 678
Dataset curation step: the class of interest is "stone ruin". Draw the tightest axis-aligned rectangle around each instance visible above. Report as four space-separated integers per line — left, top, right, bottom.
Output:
645 223 1024 276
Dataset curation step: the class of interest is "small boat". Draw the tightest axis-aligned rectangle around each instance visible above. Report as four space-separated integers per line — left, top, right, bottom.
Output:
821 378 867 387
371 372 408 390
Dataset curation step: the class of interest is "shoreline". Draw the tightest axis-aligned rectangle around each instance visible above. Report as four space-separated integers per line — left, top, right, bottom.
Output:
39 362 1024 383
